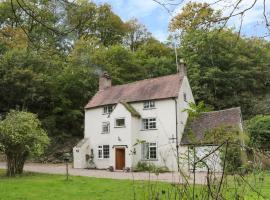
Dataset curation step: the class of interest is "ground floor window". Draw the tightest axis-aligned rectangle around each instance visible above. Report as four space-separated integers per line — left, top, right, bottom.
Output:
142 142 157 160
98 145 110 159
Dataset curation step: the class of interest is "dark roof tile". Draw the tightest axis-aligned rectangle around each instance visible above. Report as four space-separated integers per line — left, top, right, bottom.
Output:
181 107 242 145
85 74 183 108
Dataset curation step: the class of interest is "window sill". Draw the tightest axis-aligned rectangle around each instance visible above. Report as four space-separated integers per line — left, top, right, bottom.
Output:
143 108 156 110
141 159 158 162
114 126 126 128
101 132 109 134
140 129 157 131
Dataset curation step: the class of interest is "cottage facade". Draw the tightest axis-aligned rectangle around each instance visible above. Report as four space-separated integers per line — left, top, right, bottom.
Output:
73 64 242 172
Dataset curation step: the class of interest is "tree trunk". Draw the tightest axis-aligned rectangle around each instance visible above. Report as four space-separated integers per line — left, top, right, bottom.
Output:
6 152 28 176
6 153 16 176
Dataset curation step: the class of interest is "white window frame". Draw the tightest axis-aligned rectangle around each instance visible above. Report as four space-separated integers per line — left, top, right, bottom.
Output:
115 118 125 128
98 145 110 159
143 100 155 109
142 118 157 130
102 122 110 134
103 105 113 114
142 142 158 160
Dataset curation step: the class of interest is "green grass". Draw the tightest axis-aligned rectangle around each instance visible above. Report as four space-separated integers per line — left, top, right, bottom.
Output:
0 170 269 200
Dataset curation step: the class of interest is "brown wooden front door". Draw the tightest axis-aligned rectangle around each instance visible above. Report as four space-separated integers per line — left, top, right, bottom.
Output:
115 148 125 170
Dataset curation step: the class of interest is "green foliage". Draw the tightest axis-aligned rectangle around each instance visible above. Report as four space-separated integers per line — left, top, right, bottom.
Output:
180 29 270 118
183 101 213 121
133 161 169 173
170 2 222 32
0 0 269 152
203 126 247 173
0 110 49 176
247 115 270 150
1 170 270 199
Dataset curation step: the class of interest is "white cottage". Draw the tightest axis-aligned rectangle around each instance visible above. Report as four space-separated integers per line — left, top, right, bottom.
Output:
73 62 243 172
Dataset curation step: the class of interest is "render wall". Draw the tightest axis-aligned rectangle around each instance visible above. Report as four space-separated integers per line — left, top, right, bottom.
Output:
130 99 178 170
79 76 195 172
84 103 133 169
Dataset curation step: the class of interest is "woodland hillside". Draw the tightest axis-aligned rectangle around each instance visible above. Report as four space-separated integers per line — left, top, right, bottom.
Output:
0 0 269 147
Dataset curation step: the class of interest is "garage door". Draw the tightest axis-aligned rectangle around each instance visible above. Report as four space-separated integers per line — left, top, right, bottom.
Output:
189 146 222 172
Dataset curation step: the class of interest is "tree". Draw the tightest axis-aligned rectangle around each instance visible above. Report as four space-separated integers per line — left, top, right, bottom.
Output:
0 110 49 176
179 29 270 118
247 115 270 151
156 0 270 37
170 2 222 32
183 101 213 121
92 45 144 84
124 19 151 52
135 38 176 78
203 126 246 173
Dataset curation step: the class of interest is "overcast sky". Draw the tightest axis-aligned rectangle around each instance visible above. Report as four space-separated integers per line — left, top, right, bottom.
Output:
93 0 270 41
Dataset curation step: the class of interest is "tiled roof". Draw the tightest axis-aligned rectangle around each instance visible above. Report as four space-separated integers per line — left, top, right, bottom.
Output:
181 107 242 145
85 74 183 109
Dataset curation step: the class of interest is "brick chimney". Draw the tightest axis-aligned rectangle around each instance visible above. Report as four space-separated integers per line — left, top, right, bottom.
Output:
179 59 187 77
99 72 112 90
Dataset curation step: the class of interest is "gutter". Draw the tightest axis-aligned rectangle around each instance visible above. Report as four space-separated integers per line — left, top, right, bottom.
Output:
174 98 180 172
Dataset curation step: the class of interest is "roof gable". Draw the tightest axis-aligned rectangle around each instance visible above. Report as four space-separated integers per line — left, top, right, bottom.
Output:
181 107 242 145
85 74 183 109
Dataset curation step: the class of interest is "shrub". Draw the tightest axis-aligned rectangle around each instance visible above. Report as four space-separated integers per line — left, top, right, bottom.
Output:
133 161 169 173
247 115 270 151
0 110 49 176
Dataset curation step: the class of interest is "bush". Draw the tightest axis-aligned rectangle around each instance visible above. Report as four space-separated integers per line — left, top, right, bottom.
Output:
221 143 243 174
133 161 169 173
247 115 270 151
0 110 49 176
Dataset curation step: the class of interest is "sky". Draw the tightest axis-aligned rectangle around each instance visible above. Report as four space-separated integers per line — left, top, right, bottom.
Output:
93 0 270 42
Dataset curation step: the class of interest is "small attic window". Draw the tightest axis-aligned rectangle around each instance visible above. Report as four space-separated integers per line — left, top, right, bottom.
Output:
183 93 187 102
143 100 155 109
103 105 113 114
115 118 125 128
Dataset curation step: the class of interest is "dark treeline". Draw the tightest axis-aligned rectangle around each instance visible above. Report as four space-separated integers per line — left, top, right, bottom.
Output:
0 0 269 138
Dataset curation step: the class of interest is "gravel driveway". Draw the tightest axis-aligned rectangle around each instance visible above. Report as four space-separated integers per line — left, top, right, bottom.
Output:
0 162 210 184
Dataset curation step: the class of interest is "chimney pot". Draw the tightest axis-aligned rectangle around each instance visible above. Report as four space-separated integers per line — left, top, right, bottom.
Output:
99 72 111 90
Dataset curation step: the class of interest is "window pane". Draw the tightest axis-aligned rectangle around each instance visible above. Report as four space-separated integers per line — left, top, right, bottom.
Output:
142 119 148 130
149 146 157 159
150 101 155 108
108 106 113 113
103 105 113 114
142 118 156 130
116 118 125 127
98 146 103 158
149 119 156 129
103 145 110 158
143 101 149 108
102 122 110 133
142 143 149 159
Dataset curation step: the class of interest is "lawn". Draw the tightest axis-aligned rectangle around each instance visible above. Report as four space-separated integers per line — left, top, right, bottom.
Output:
0 170 269 200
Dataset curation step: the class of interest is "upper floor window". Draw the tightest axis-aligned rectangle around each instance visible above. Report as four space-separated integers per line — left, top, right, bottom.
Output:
142 118 156 130
103 105 113 114
143 100 155 109
142 142 157 160
98 145 110 159
102 122 110 134
183 93 187 102
115 118 125 128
